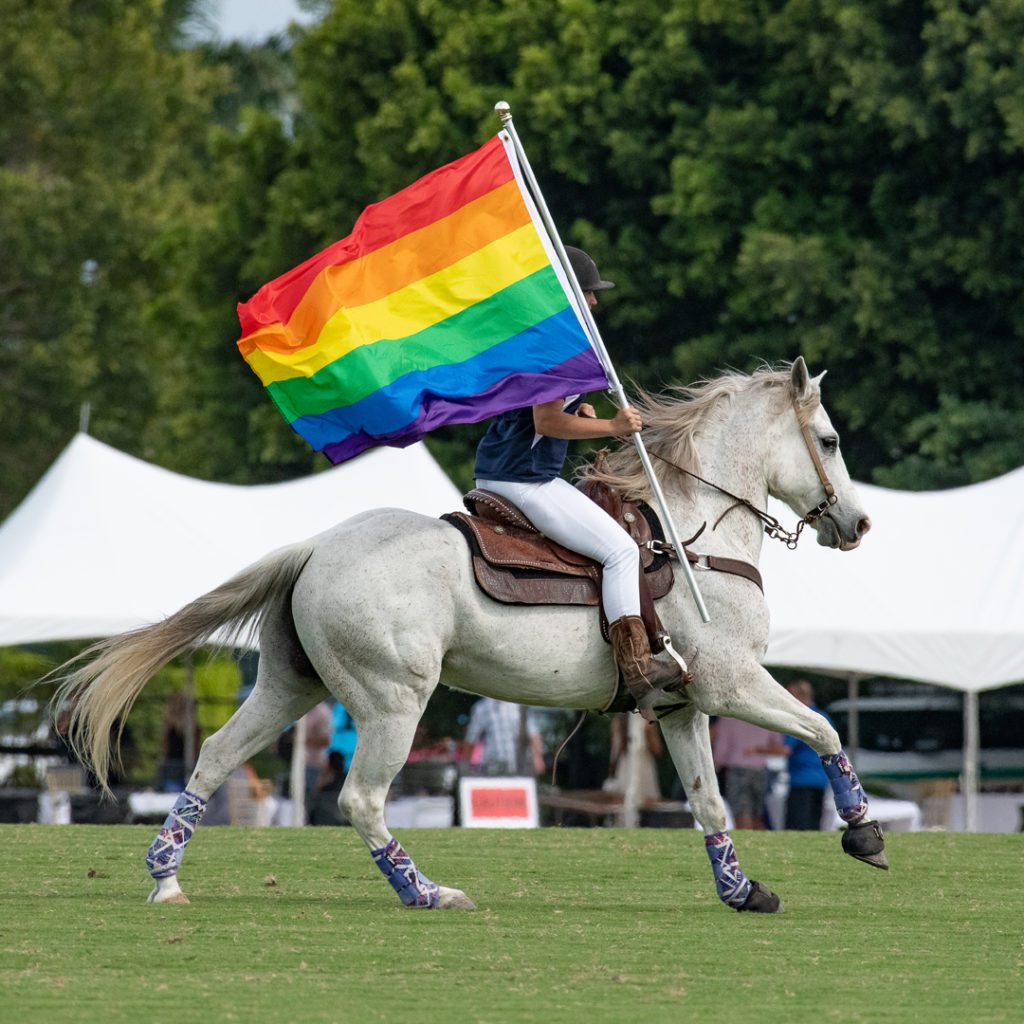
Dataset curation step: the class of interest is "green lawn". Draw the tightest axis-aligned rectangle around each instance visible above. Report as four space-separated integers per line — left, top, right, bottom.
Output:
1 825 1020 1023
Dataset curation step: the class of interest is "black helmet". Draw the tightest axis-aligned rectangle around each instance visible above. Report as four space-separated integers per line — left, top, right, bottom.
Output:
565 246 615 291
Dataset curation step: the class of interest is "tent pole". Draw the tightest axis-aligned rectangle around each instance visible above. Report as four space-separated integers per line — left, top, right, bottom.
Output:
183 653 197 778
517 706 529 776
846 674 860 759
962 690 979 833
290 715 307 826
621 714 645 828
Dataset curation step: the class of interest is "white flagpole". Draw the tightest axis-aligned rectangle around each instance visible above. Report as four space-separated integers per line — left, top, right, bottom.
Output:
495 100 711 623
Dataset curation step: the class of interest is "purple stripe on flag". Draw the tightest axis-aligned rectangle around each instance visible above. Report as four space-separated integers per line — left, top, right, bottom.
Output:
321 349 609 464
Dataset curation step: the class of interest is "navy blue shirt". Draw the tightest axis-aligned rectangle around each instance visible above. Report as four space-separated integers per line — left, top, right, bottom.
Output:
474 396 584 483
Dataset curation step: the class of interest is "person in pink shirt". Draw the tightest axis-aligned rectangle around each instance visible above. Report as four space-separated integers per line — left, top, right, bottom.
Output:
710 716 783 830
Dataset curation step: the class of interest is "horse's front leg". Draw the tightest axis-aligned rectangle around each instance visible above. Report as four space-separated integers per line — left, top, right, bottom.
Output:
339 695 475 910
659 703 783 913
703 664 887 870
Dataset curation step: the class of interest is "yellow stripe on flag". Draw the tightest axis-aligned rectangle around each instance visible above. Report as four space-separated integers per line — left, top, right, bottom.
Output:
244 223 550 385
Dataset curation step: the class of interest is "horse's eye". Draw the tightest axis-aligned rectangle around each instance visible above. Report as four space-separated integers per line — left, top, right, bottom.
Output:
821 435 839 454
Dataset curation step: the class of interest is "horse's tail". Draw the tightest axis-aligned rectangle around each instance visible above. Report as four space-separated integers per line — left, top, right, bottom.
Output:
51 542 316 795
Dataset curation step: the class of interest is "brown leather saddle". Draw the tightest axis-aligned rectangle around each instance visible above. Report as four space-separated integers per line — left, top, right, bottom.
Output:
441 479 675 646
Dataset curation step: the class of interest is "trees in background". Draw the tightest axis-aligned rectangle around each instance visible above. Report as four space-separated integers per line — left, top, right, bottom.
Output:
0 0 228 515
3 0 1023 518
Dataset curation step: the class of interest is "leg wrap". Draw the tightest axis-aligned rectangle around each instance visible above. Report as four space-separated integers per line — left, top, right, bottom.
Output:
705 831 753 908
146 790 207 879
821 752 868 824
371 838 441 908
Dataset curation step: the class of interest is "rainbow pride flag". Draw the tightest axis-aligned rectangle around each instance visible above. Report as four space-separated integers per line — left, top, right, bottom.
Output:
236 134 609 463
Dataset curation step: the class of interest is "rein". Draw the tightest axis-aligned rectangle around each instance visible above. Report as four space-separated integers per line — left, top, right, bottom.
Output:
646 399 838 551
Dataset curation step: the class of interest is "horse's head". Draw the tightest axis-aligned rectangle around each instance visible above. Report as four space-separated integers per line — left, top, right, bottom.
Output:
766 358 871 551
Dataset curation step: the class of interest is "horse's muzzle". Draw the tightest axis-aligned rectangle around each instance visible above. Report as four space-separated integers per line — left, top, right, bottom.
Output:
816 513 871 550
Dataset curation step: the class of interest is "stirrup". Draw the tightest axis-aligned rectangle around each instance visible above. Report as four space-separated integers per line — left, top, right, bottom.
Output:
661 636 697 690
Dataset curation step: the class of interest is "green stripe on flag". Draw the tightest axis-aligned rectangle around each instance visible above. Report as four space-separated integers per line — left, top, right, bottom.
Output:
266 266 569 420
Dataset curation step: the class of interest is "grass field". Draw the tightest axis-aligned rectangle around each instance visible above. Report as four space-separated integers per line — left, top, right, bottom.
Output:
2 825 1021 1023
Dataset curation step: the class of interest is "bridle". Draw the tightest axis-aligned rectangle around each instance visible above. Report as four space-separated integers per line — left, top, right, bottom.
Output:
647 398 839 550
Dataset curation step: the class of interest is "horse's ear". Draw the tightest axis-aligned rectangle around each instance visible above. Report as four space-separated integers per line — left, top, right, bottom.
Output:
790 357 825 406
790 356 812 402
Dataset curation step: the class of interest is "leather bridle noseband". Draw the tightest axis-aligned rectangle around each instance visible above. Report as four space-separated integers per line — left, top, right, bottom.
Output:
647 399 839 550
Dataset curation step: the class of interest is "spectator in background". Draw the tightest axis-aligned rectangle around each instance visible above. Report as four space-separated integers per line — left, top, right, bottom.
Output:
407 722 455 762
302 701 333 805
604 714 664 804
308 750 348 826
711 716 783 830
463 697 544 776
329 702 358 773
203 761 271 826
783 680 834 830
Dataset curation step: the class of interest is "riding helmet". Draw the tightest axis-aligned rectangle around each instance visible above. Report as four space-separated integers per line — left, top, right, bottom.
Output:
565 246 615 291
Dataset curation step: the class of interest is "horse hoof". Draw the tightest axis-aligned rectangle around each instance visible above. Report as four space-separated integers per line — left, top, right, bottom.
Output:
148 889 190 905
148 880 190 904
736 880 783 913
841 819 889 870
437 887 476 910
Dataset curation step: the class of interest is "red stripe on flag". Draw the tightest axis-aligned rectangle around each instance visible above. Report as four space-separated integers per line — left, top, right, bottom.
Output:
238 136 513 336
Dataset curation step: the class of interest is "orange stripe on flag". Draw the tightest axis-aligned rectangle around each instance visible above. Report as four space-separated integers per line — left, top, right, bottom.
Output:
239 179 531 358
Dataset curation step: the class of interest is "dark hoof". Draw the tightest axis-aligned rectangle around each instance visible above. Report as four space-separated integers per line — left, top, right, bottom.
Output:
841 819 889 870
736 880 784 913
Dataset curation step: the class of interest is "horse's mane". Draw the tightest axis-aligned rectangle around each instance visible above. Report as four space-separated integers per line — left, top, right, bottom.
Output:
578 363 816 501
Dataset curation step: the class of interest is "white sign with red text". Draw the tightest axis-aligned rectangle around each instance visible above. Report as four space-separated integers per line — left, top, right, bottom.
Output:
459 776 539 828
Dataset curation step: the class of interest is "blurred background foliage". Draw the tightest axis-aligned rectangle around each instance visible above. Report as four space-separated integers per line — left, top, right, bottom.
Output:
0 644 245 788
3 0 1024 781
3 0 1024 514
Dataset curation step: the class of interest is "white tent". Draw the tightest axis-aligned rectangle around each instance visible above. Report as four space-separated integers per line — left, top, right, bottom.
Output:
758 467 1024 830
761 468 1024 692
13 435 1019 684
0 432 463 645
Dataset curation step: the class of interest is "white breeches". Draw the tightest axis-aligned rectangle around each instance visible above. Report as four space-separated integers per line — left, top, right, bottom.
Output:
475 477 641 621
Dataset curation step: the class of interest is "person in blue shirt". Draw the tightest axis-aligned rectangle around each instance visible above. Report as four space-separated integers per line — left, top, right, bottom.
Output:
474 247 683 720
329 701 358 771
783 680 834 830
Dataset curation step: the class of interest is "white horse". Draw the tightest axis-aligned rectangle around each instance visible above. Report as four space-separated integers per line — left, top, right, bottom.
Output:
55 358 884 913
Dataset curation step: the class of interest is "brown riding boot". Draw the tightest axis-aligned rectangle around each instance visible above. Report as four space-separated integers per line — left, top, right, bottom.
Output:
608 615 687 723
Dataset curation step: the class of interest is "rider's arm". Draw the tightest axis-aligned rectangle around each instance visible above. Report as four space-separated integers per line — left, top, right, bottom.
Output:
532 399 640 440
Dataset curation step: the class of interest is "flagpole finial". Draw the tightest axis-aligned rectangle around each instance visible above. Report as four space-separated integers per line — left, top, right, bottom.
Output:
494 100 512 126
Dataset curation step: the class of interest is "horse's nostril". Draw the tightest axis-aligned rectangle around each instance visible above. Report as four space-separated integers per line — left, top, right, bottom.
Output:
857 517 872 537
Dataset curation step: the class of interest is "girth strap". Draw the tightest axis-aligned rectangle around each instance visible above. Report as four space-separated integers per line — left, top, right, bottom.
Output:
685 551 764 594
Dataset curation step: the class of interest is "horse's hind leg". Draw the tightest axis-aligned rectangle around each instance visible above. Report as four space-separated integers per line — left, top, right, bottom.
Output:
659 703 782 913
147 631 327 904
339 698 474 911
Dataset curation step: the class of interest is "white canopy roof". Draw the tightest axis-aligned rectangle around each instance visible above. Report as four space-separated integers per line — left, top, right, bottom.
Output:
2 434 1020 693
761 468 1024 692
0 433 462 645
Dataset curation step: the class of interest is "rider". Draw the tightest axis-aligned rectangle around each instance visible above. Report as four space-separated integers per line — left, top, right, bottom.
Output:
473 246 683 720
